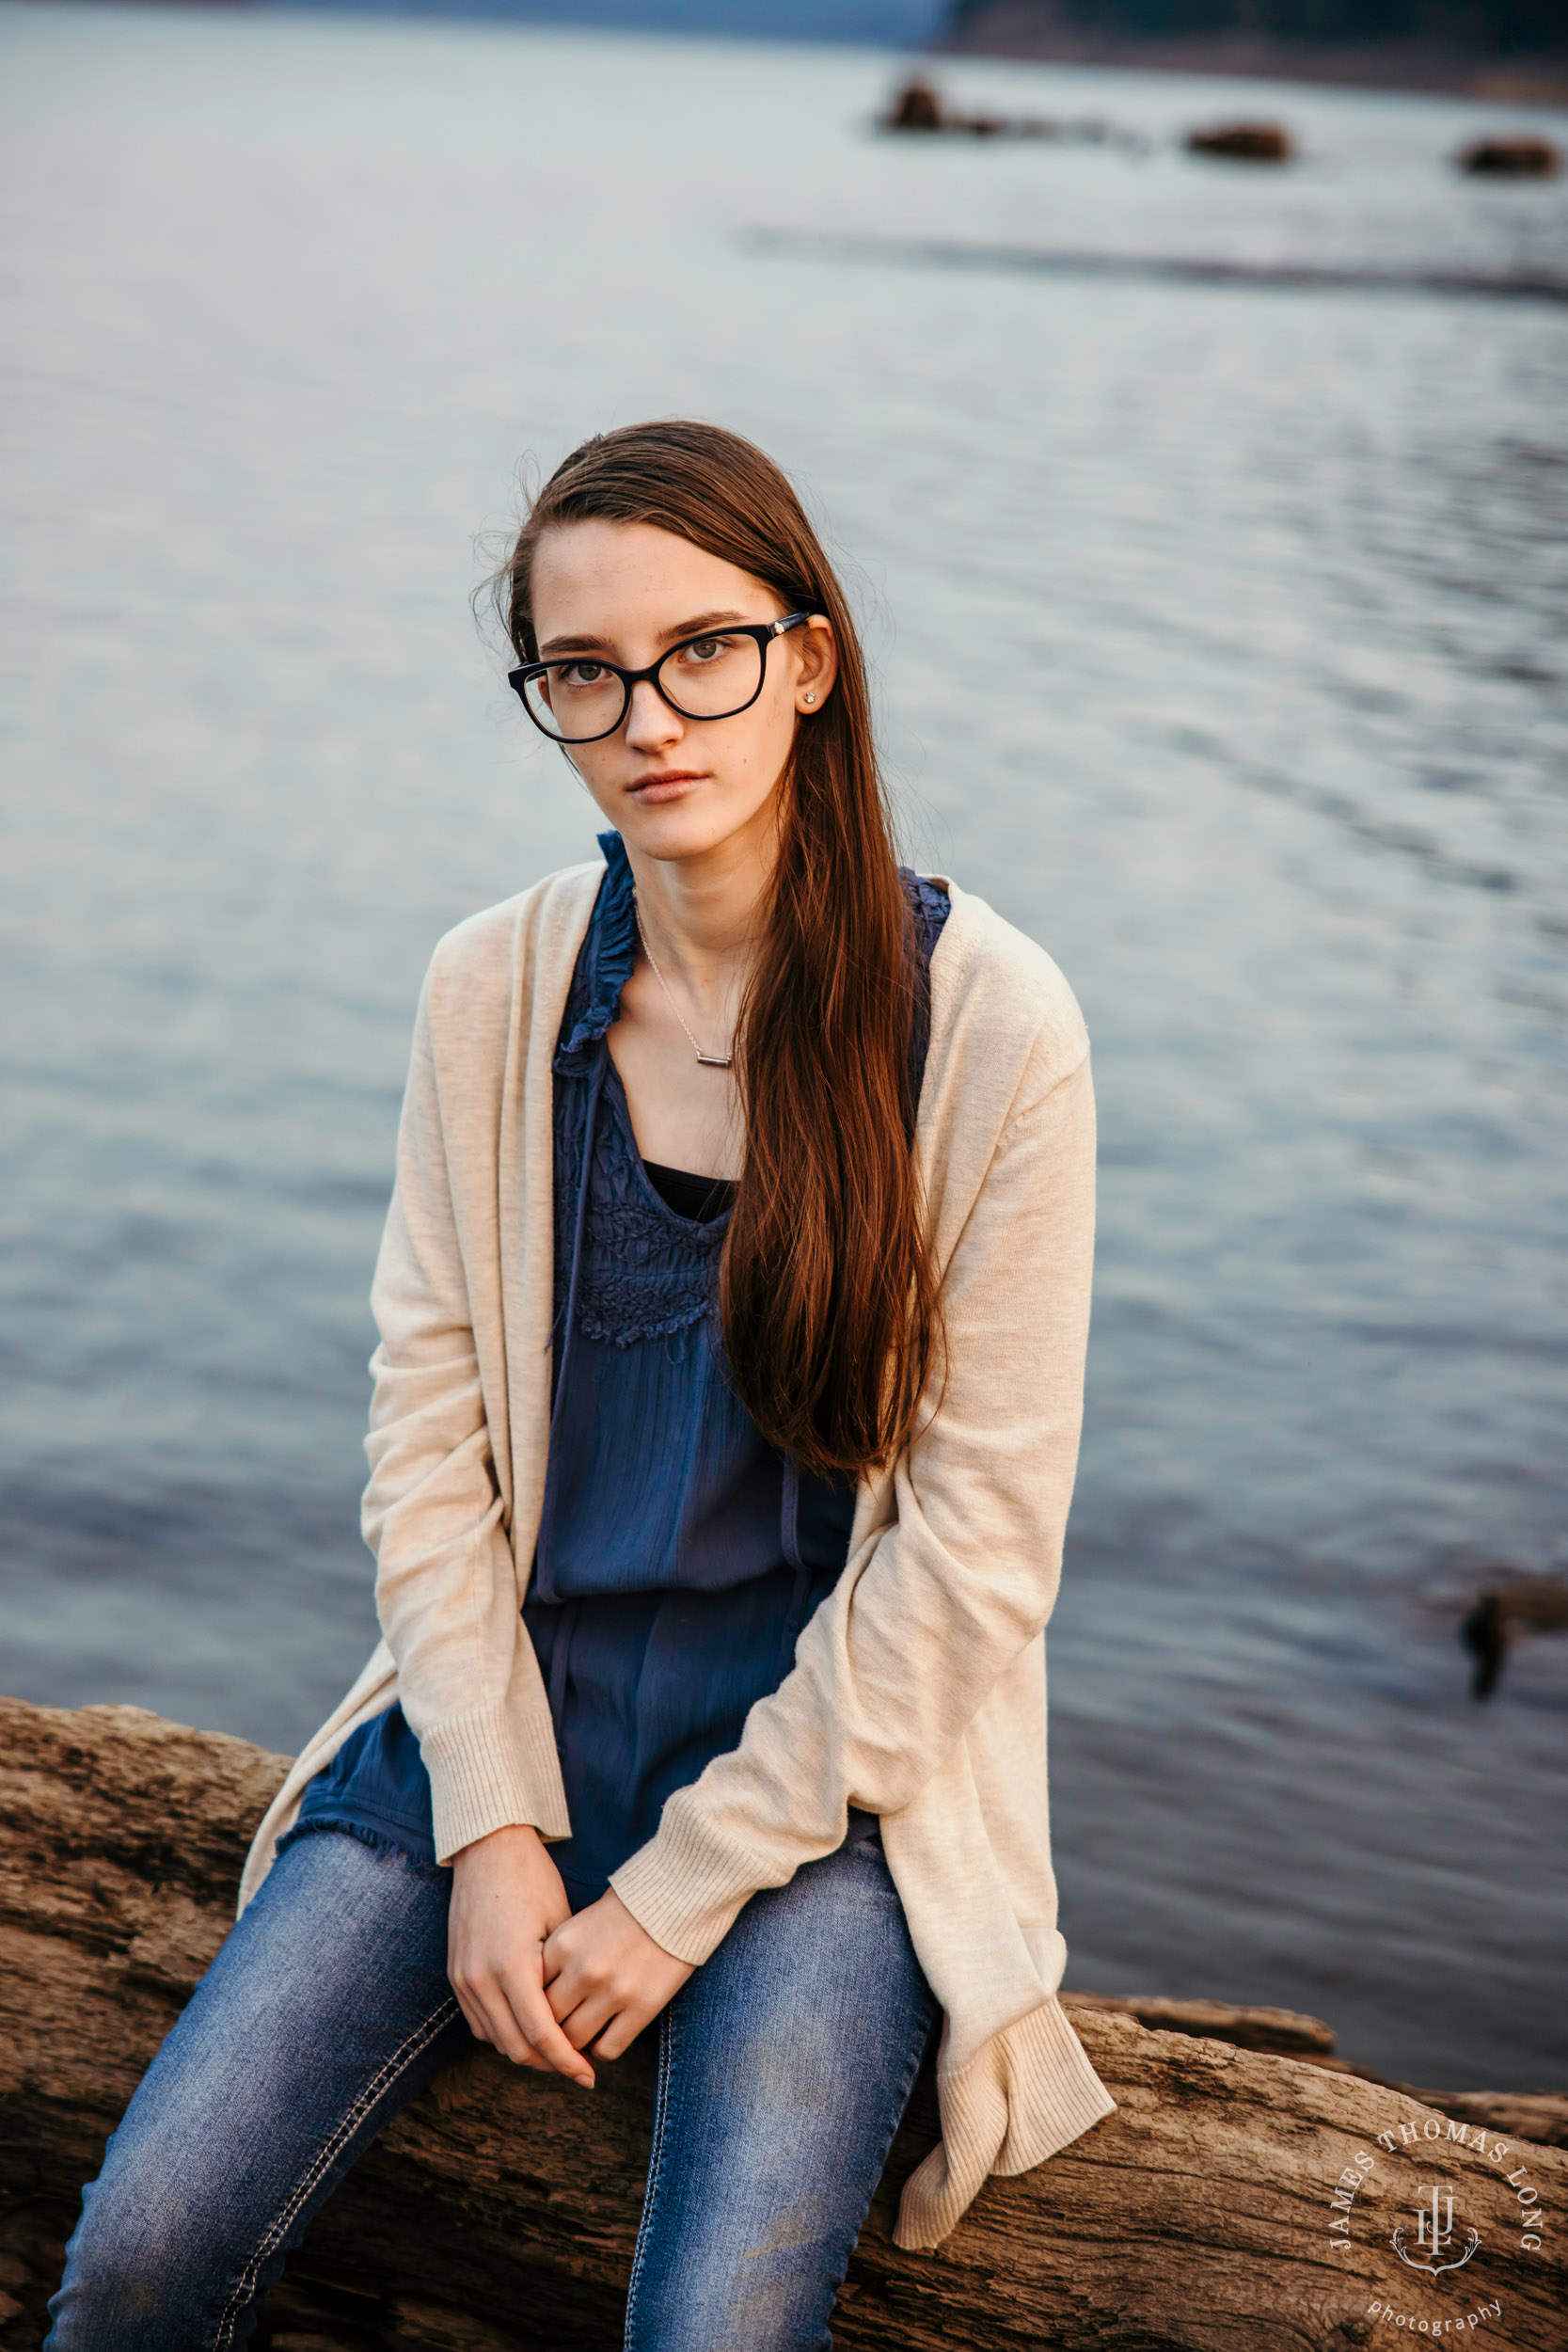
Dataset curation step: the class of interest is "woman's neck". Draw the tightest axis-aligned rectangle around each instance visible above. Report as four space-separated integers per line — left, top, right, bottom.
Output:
622 820 773 1007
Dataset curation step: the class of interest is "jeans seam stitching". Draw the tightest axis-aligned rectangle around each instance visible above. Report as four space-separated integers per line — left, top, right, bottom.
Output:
624 2000 678 2346
209 1993 460 2349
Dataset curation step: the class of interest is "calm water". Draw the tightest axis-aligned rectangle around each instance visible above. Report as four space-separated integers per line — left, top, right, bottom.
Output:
3 3 1566 2092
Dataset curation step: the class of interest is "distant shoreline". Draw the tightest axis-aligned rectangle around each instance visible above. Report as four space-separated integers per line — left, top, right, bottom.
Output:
938 12 1568 108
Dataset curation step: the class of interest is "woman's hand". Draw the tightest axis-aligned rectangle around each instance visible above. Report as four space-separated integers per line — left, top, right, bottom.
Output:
541 1888 694 2061
447 1823 595 2087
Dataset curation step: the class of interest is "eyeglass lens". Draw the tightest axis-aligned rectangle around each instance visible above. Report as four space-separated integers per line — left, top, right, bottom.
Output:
522 630 768 743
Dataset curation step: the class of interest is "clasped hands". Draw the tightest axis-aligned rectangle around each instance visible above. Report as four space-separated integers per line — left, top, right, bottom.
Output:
447 1821 693 2088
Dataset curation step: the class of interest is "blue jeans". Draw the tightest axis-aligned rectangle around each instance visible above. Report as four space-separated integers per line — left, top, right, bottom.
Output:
47 1827 938 2350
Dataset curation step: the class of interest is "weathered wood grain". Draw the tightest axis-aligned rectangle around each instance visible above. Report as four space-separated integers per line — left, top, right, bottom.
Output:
2 1695 1561 2350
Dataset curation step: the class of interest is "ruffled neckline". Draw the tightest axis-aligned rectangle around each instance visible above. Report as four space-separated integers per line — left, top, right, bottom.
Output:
554 831 638 1073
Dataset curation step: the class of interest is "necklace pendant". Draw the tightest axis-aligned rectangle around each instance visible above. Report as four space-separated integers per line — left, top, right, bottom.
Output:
634 896 734 1068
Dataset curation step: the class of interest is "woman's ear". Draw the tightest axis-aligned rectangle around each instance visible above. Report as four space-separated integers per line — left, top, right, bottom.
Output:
795 614 838 714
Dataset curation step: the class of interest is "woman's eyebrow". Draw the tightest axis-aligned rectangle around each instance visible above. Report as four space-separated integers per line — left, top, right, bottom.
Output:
537 611 754 659
537 629 615 656
659 610 751 643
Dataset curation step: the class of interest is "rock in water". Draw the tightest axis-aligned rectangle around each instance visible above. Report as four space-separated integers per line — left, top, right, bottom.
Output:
1459 135 1562 178
882 77 945 133
1187 121 1294 163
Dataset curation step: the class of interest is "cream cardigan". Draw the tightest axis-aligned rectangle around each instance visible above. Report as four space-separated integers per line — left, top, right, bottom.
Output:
240 854 1115 2249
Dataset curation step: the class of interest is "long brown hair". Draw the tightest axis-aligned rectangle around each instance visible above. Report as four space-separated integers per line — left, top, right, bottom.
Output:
497 420 940 1480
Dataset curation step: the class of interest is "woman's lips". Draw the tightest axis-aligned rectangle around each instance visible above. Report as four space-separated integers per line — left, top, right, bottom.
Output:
627 771 704 803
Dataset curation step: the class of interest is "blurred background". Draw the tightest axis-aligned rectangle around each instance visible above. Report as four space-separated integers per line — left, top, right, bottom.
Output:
2 0 1565 2095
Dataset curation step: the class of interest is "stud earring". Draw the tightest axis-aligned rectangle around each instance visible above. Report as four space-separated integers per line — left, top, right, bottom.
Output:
802 691 816 705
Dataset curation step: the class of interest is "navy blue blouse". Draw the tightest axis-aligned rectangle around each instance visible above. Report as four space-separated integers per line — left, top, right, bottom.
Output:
294 836 949 1906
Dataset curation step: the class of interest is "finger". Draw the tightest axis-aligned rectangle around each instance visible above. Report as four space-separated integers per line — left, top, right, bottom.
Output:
555 1985 621 2053
452 1986 492 2047
466 2005 552 2074
543 1941 611 2026
455 1971 536 2068
460 1985 552 2073
502 1971 595 2088
449 1966 499 2049
588 1999 654 2062
448 1930 500 2049
545 1963 585 2025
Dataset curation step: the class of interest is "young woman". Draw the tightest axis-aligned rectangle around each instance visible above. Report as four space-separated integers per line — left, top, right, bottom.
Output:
48 420 1113 2349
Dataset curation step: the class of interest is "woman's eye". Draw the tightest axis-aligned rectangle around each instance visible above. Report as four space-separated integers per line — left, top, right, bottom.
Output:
683 637 728 663
559 662 605 686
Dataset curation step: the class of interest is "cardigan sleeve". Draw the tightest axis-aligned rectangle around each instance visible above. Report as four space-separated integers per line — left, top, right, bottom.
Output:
610 1026 1096 1964
362 957 570 1863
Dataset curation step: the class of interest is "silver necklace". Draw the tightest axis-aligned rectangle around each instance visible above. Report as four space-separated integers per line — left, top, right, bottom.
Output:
634 901 733 1069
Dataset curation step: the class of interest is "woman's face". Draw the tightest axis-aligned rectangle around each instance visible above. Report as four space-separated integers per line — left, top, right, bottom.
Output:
525 519 837 872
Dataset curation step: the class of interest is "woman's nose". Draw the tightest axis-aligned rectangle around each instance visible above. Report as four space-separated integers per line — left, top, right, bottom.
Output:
625 678 683 753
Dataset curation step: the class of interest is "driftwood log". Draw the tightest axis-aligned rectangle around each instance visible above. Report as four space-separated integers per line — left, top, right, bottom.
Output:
2 1696 1563 2350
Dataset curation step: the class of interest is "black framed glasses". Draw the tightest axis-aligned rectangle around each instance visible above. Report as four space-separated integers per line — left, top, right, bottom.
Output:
508 612 813 745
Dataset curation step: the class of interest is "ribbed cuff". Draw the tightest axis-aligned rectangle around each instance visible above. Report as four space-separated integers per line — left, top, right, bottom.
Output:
609 1799 773 1966
989 1993 1120 2173
893 1995 1117 2250
421 1691 571 1864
